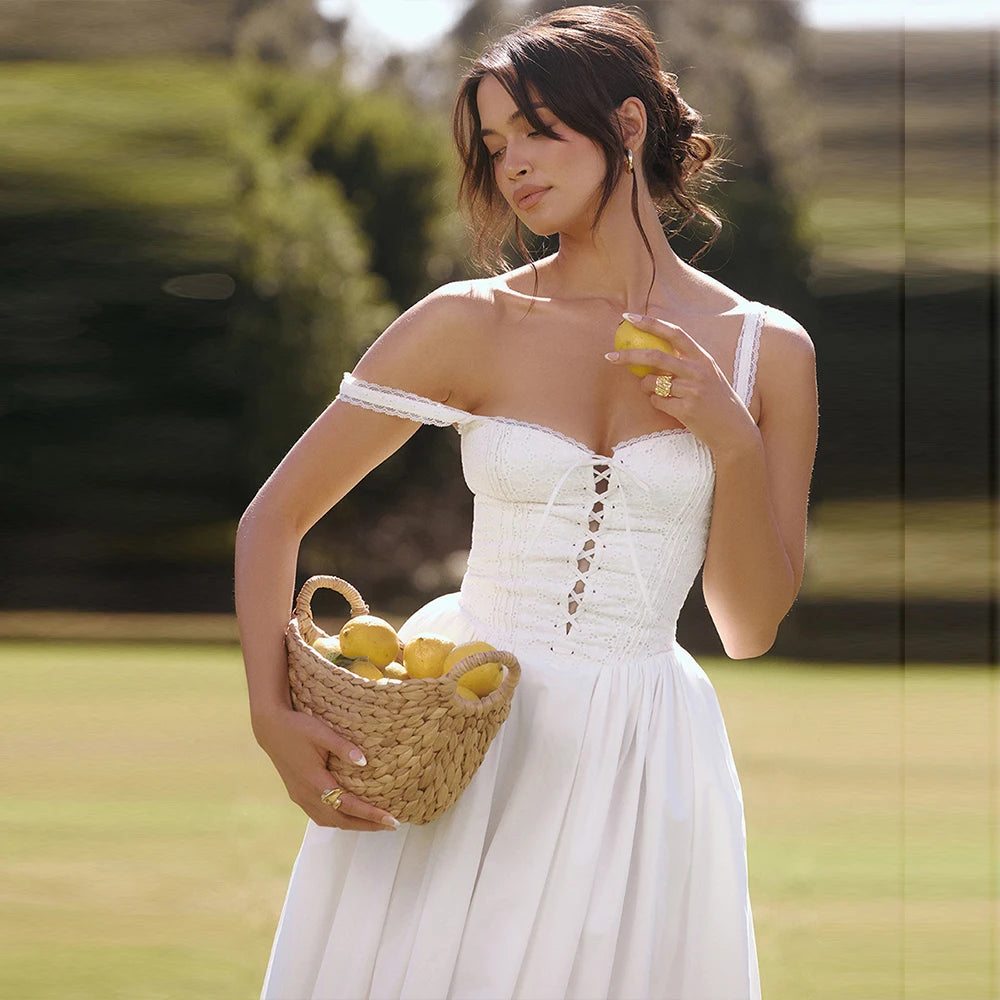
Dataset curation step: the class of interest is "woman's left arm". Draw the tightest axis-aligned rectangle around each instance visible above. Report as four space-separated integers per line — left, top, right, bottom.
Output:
608 309 818 659
701 313 818 657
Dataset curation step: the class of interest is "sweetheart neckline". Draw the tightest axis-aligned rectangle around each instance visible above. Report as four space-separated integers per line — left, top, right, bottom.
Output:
340 372 701 460
463 411 694 460
341 303 763 458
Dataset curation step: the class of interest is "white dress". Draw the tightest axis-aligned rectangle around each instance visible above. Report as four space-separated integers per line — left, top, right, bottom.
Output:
260 305 767 1000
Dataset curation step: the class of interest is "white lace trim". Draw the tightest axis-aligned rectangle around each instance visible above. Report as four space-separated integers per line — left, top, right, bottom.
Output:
480 413 592 452
613 427 692 450
337 373 694 453
338 372 471 428
733 304 766 407
480 414 691 456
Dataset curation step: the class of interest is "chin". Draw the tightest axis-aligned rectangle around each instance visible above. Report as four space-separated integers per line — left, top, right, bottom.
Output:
515 207 561 238
524 221 559 238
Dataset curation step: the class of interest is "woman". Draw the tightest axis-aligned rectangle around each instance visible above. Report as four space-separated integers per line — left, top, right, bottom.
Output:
236 6 817 998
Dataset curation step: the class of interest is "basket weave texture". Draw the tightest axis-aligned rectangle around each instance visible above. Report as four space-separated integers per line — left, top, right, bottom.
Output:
285 575 521 826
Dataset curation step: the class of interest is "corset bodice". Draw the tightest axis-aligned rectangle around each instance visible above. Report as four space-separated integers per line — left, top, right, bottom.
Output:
334 303 766 665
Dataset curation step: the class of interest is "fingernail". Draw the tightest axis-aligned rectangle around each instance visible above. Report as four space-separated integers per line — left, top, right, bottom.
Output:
382 816 400 829
623 312 642 323
604 352 619 361
349 749 366 765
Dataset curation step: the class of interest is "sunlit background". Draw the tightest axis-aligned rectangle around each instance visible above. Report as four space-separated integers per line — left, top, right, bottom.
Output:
317 0 999 49
0 2 995 998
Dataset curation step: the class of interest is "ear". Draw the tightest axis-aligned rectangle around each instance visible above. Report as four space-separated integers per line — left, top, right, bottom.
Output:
616 96 647 152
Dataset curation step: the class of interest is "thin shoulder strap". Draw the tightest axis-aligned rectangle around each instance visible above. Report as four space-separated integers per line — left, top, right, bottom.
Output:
336 372 474 428
732 303 766 408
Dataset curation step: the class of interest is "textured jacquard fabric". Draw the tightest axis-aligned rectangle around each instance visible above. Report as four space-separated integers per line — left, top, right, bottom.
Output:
260 304 767 1000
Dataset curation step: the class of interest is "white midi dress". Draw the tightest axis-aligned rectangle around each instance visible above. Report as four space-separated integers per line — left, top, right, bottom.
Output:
260 305 768 1000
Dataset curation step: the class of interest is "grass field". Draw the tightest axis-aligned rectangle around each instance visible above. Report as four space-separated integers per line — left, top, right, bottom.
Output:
1 641 995 999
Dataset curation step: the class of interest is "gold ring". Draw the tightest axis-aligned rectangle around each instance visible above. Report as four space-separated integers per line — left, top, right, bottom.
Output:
654 374 673 398
320 787 345 810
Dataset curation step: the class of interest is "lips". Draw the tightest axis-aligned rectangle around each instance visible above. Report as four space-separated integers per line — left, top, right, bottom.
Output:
514 186 550 209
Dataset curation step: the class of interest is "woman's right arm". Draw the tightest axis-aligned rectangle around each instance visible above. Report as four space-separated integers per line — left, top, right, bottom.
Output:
234 281 486 831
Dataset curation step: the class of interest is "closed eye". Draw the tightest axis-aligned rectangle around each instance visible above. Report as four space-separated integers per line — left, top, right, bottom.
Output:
489 131 544 161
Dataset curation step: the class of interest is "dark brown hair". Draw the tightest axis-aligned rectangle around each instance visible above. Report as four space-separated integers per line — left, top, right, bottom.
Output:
451 4 727 303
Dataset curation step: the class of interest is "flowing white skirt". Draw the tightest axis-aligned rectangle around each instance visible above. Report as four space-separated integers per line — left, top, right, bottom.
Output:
260 593 761 1000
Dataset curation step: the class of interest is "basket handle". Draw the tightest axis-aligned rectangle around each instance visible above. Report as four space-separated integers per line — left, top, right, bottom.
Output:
445 648 521 703
293 575 370 646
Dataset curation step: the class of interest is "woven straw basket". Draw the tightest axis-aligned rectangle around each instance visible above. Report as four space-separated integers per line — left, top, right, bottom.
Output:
285 575 521 826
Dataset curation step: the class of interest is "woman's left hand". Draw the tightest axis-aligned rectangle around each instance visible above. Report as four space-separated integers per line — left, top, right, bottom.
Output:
606 312 759 459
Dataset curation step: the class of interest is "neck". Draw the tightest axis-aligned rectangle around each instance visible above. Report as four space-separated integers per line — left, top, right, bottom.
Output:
548 174 690 312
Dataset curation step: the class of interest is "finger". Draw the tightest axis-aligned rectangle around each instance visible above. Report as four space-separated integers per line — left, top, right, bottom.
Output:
639 373 683 396
607 349 691 375
311 765 400 831
301 711 368 769
302 798 394 832
335 789 401 831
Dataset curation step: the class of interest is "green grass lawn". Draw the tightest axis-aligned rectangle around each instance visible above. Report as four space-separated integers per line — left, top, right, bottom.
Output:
0 641 994 999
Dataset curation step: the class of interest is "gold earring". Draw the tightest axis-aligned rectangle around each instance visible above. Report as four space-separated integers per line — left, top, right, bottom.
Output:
625 148 634 174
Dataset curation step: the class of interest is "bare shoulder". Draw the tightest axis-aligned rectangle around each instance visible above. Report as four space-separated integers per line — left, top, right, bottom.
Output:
760 305 815 360
349 279 497 407
756 305 818 424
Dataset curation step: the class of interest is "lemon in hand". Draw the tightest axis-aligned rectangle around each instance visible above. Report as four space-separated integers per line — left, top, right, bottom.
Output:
339 615 400 668
402 634 456 679
614 319 678 377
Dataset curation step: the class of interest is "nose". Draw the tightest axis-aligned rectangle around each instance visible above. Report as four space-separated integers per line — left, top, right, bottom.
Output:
503 145 530 179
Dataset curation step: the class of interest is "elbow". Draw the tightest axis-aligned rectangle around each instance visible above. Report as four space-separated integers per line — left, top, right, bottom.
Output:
706 597 786 660
723 628 777 660
235 497 299 550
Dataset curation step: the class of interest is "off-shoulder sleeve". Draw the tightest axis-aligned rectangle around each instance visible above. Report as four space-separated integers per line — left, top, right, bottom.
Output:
336 372 475 428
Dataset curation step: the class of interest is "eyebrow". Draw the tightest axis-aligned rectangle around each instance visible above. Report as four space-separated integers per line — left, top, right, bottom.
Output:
478 102 548 139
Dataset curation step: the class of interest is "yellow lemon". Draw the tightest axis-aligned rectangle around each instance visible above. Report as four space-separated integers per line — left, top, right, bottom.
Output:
614 319 679 377
456 661 504 698
383 661 409 681
346 657 384 681
312 635 341 662
339 615 400 668
455 686 480 702
402 634 457 679
442 641 496 675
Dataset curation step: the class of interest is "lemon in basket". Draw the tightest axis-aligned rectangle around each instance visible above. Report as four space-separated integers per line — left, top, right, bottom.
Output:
402 634 457 679
442 641 495 674
383 661 409 681
345 657 384 681
312 635 342 662
339 615 400 668
456 661 504 699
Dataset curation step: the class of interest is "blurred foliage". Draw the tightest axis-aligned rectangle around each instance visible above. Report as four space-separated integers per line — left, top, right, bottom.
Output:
0 56 470 613
0 0 992 627
227 82 398 490
0 0 237 60
228 63 473 612
242 64 461 307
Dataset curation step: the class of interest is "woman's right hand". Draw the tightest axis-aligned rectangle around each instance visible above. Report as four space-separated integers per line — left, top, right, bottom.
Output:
251 704 400 832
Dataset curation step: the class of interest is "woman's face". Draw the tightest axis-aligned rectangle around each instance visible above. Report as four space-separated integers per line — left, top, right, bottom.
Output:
475 73 609 237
